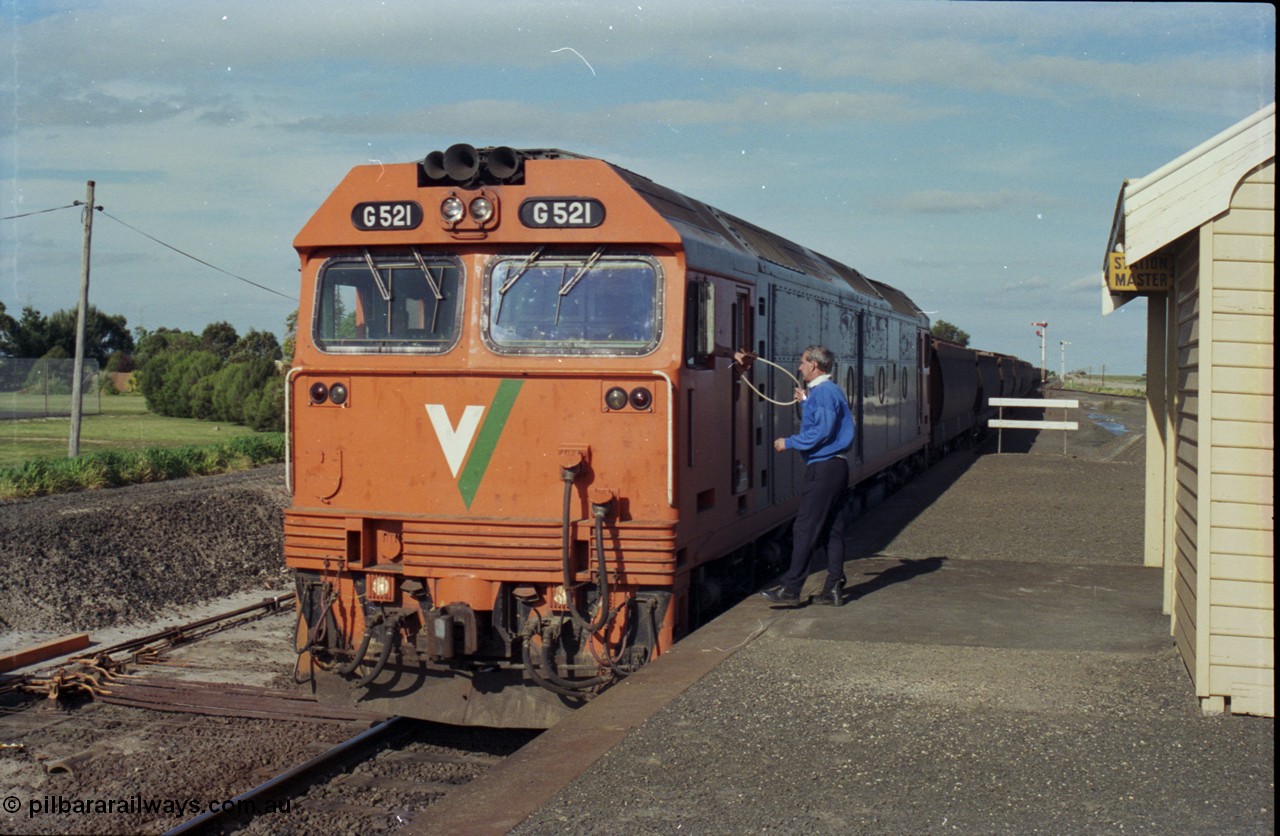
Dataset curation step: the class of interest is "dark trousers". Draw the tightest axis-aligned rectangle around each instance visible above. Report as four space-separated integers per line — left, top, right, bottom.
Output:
780 457 849 594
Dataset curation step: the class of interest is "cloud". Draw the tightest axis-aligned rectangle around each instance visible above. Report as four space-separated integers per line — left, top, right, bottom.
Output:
5 2 1270 119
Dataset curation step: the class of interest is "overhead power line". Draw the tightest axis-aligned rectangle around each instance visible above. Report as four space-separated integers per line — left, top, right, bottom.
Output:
2 202 80 220
97 209 298 302
5 197 298 303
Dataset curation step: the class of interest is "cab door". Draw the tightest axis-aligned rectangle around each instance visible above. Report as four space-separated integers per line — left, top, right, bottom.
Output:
729 285 754 496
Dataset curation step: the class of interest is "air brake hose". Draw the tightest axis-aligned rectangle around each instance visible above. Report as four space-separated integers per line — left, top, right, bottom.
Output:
519 616 595 698
521 634 584 698
352 618 397 688
539 632 611 690
560 468 610 635
588 504 612 629
335 627 372 676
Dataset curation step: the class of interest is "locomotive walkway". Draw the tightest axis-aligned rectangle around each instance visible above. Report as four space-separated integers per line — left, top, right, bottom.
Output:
416 394 1274 834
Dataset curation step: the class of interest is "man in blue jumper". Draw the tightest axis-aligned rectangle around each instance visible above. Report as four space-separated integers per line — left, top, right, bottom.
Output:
762 344 855 607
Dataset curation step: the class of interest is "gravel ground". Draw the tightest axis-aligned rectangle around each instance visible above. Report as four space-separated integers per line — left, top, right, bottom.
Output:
0 464 291 640
0 701 360 835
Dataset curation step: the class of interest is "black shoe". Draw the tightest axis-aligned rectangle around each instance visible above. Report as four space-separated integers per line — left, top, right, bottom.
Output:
812 578 846 607
761 586 801 607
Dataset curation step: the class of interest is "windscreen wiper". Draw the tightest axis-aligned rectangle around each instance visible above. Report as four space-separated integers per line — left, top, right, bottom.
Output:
555 247 605 325
411 248 445 332
362 249 393 336
496 246 545 323
498 246 545 296
362 250 392 302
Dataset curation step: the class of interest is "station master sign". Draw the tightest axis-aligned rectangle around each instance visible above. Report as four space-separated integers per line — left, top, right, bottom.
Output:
1106 250 1172 292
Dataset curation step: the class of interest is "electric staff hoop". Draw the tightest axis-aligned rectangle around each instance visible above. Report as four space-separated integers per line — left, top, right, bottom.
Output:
736 355 803 406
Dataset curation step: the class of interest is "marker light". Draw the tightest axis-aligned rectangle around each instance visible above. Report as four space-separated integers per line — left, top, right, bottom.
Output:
328 382 349 406
309 382 329 404
368 574 394 602
440 196 465 224
469 196 494 223
629 387 653 410
604 387 629 411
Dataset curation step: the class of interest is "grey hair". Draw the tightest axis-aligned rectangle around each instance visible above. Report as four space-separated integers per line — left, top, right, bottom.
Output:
803 345 835 373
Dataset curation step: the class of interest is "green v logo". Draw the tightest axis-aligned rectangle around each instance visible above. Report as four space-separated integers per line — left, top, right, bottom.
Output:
425 379 523 509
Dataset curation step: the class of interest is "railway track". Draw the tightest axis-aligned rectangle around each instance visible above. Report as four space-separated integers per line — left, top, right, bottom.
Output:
2 593 299 703
164 716 536 834
1 596 537 834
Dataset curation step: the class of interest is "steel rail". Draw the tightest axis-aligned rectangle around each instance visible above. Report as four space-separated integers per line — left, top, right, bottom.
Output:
90 592 297 658
0 593 296 699
162 715 408 835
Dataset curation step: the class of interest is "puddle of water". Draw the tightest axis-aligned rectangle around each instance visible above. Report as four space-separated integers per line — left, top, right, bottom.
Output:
1087 412 1129 435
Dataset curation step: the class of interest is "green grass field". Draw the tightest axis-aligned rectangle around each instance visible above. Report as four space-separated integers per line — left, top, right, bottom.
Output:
0 394 259 469
1057 374 1146 396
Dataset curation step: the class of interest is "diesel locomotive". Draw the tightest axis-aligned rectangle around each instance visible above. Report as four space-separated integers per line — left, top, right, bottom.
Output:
285 145 1035 727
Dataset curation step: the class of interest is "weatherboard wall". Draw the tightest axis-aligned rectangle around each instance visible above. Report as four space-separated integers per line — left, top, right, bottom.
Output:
1201 160 1274 717
1170 161 1274 718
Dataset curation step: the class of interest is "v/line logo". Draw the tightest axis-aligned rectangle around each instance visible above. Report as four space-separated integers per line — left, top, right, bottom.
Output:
424 379 523 508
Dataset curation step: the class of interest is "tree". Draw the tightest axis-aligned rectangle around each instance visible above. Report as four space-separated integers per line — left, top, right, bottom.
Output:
46 307 135 363
228 329 282 363
1 303 135 366
0 301 16 354
201 322 240 360
211 357 277 423
243 375 285 432
132 321 286 429
134 327 200 368
930 320 971 347
0 305 53 357
281 310 298 365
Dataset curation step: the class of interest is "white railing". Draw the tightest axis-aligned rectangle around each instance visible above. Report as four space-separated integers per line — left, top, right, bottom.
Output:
988 397 1079 454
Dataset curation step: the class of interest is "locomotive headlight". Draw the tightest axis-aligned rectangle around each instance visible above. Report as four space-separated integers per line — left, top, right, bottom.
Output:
604 386 629 411
469 196 494 223
440 196 465 223
308 382 329 404
328 382 349 406
629 387 653 410
368 574 394 602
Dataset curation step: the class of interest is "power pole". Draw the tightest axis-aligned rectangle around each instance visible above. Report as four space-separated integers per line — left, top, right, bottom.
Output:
69 180 95 458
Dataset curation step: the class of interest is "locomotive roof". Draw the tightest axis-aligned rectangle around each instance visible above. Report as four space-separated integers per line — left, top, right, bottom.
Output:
866 278 927 322
512 148 893 309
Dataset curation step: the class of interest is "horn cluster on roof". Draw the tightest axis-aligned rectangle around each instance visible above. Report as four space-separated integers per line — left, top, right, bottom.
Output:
419 144 524 187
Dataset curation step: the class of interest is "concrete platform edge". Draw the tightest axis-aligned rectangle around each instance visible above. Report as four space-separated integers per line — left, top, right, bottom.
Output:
407 603 785 835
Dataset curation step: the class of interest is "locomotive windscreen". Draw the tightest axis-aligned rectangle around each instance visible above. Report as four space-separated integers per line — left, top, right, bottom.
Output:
485 250 662 354
314 253 463 354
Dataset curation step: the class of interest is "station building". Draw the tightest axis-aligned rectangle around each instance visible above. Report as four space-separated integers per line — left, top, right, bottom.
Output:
1104 102 1274 716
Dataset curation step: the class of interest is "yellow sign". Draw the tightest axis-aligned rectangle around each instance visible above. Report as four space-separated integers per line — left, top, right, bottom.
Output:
1107 251 1172 292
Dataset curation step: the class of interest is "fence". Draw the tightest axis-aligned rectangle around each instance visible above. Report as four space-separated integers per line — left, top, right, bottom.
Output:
0 358 101 420
989 397 1078 455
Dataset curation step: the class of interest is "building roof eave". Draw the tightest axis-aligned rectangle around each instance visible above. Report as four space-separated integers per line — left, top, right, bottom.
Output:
1102 102 1276 316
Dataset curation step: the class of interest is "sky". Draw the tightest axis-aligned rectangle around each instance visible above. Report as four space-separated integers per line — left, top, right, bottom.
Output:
1 1 1274 375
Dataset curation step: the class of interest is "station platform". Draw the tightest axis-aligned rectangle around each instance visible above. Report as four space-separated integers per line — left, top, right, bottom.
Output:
415 401 1274 834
